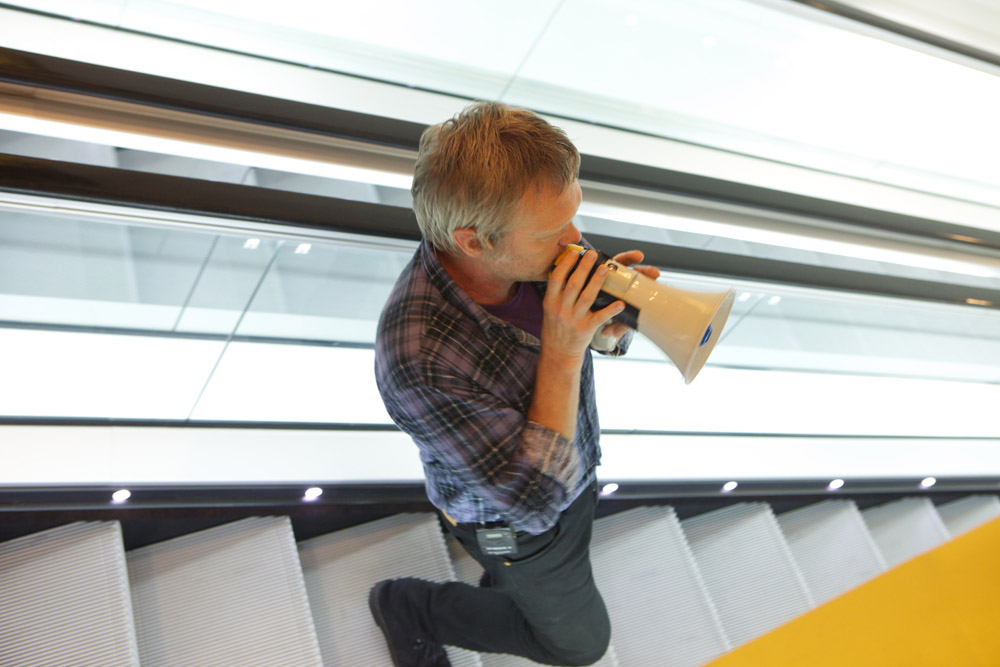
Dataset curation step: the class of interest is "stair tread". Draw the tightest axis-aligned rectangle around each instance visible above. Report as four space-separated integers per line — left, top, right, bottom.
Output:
0 521 138 667
299 512 482 667
682 502 814 648
127 516 322 667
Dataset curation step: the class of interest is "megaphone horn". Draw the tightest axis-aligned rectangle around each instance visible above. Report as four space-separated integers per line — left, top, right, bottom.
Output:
559 244 735 384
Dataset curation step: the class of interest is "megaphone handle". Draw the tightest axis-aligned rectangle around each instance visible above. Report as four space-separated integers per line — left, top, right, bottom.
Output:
593 291 638 330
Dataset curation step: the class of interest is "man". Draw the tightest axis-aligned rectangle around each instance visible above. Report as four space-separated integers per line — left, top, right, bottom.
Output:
371 102 658 667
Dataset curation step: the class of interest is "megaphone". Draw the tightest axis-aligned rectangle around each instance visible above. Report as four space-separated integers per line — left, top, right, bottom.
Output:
558 244 735 384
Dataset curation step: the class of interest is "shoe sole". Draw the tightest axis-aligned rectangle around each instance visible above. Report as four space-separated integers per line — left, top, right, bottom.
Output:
368 580 452 667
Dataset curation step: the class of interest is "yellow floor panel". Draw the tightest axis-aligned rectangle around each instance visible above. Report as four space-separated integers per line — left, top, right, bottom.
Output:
707 515 1000 667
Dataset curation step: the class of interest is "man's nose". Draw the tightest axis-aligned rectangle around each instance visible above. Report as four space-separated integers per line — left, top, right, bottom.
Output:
560 222 582 246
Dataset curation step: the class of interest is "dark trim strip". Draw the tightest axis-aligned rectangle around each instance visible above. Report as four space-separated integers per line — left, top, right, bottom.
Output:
600 429 1000 441
0 417 398 430
0 482 433 514
0 318 377 349
2 46 999 253
2 154 999 309
598 479 1000 499
0 480 995 512
2 417 997 440
0 154 422 240
789 0 1000 70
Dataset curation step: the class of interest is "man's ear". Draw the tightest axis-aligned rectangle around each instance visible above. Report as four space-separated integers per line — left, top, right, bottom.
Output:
452 228 490 257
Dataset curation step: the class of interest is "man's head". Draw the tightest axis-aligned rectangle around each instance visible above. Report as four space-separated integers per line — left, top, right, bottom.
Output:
411 102 581 256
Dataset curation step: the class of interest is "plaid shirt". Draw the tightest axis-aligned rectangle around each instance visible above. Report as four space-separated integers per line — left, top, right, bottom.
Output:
375 240 629 534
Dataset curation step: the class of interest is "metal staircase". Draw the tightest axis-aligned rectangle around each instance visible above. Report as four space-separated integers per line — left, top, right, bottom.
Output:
1 495 998 666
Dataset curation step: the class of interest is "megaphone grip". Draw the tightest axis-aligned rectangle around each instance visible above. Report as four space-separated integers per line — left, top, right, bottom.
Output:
553 245 640 330
593 291 639 329
584 252 640 329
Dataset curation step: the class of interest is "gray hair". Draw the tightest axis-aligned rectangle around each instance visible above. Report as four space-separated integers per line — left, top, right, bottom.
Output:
411 102 581 254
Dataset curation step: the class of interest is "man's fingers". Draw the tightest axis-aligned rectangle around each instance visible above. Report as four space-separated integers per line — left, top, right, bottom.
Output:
613 250 660 281
547 247 582 297
633 264 660 280
575 257 608 310
593 300 626 325
548 249 622 338
561 250 599 304
612 250 644 266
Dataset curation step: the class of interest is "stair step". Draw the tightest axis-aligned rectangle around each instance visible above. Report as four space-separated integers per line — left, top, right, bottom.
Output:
937 495 1000 537
127 516 321 666
3 493 993 664
591 505 728 667
861 497 950 568
0 521 138 667
777 500 887 606
298 513 481 667
682 502 814 648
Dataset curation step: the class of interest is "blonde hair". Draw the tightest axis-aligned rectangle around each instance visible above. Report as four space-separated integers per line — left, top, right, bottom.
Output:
411 102 581 253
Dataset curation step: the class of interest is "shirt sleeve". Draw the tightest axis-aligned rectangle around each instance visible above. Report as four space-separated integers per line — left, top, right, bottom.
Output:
383 358 583 534
596 328 634 357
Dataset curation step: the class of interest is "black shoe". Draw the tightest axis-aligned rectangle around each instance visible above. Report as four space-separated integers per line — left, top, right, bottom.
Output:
369 579 452 667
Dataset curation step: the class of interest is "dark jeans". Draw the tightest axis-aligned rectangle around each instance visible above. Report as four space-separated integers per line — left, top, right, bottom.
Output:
418 482 610 666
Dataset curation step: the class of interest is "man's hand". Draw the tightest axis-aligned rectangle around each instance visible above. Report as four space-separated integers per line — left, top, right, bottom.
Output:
531 249 625 441
542 249 626 360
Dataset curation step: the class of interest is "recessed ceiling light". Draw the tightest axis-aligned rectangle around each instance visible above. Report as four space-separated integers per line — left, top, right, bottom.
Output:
722 481 738 493
601 483 620 496
303 487 323 501
295 243 312 255
920 477 937 489
244 238 261 250
827 479 845 491
111 489 131 504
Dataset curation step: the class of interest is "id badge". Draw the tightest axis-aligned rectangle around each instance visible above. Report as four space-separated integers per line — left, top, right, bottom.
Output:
476 525 518 557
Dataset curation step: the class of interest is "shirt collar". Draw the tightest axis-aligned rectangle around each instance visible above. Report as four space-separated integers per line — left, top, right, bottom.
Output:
419 239 540 345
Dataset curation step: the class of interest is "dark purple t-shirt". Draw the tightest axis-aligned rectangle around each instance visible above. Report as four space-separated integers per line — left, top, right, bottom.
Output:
482 282 543 339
